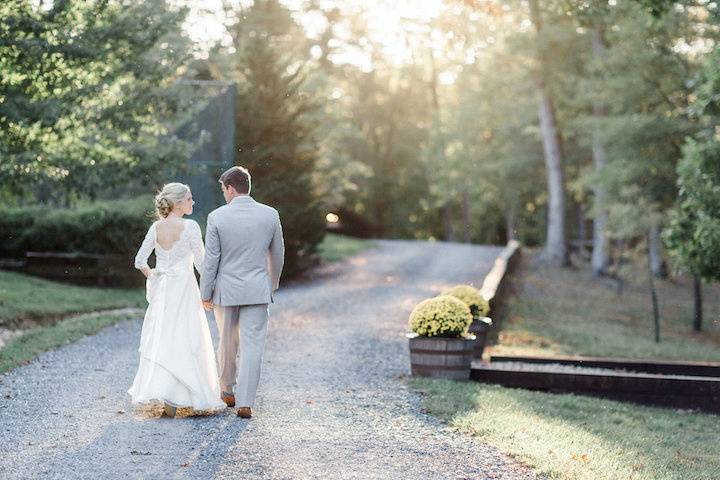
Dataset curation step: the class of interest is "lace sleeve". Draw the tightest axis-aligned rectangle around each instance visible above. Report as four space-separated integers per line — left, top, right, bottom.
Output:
134 222 156 269
188 220 205 273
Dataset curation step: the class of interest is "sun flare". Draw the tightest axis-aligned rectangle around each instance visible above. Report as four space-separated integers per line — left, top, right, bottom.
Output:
181 0 447 68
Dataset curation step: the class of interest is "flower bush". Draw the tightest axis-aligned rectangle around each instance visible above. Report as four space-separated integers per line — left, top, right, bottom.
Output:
408 295 473 337
442 285 490 319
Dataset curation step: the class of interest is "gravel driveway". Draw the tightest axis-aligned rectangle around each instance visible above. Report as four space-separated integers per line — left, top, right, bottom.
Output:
0 240 540 480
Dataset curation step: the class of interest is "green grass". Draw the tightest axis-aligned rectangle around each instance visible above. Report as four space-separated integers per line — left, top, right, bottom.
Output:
0 270 145 328
0 310 141 374
411 378 720 480
0 270 145 374
316 233 376 262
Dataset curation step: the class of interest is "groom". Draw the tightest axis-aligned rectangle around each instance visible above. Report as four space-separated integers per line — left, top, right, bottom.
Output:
200 166 285 419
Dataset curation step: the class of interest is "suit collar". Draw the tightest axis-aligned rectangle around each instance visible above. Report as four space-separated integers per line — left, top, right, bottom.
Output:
230 195 255 205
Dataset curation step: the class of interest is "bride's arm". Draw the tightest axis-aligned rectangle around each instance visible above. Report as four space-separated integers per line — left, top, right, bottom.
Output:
134 222 156 278
188 220 205 273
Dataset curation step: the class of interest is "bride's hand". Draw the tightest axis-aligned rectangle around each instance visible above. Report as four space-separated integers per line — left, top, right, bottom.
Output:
141 267 153 279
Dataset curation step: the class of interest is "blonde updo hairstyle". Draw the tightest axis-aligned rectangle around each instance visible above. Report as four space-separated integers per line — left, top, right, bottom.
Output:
154 182 191 219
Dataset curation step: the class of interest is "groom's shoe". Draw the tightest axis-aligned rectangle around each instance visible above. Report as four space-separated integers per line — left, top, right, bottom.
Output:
236 407 252 419
221 391 236 408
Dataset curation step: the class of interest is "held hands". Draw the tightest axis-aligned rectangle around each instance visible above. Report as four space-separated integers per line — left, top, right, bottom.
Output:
201 299 214 311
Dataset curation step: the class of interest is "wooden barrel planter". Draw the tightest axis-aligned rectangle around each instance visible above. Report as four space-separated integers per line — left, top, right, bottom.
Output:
468 317 492 360
408 334 476 380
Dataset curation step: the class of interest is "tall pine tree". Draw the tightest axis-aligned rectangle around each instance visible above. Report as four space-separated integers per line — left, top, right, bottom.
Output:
229 0 324 275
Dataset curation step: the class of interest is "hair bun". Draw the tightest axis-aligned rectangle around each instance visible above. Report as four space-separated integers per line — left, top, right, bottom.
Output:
153 182 191 219
155 195 173 218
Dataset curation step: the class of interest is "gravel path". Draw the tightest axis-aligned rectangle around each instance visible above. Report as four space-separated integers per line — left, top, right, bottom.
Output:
0 240 541 480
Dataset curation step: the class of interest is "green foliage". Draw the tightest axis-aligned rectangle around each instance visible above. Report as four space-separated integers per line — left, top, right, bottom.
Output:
226 0 325 276
408 295 473 338
0 310 140 374
572 2 698 241
441 285 490 318
0 196 154 258
664 47 720 282
0 0 194 202
0 270 144 328
665 139 720 281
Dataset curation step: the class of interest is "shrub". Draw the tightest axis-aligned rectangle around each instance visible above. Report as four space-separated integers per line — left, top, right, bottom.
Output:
408 295 473 338
0 197 154 258
442 285 490 319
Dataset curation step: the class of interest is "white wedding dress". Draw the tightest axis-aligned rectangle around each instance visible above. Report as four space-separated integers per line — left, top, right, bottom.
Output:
128 219 225 411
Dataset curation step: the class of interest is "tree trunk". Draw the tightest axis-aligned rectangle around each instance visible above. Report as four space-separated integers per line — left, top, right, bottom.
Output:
576 203 588 261
590 27 610 277
693 275 703 332
615 238 626 296
429 49 455 244
648 221 668 278
462 189 471 243
647 232 661 343
506 208 516 242
443 203 455 242
529 0 568 266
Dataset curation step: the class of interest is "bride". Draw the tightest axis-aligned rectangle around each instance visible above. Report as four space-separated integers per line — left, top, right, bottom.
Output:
128 183 225 416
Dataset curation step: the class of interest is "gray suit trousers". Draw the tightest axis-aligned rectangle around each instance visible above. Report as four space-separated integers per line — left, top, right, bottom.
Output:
214 304 269 408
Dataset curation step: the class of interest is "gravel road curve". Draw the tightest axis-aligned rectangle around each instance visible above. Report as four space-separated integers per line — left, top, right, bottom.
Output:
0 240 541 480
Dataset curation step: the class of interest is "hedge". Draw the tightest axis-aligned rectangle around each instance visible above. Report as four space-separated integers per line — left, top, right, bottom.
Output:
1 196 155 258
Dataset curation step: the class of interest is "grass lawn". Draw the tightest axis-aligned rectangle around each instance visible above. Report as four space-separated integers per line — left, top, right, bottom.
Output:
410 252 720 480
316 233 376 262
490 252 720 361
0 270 145 328
0 310 141 375
0 270 145 375
411 378 720 480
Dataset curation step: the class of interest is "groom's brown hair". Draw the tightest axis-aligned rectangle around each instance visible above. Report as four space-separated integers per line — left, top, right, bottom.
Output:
220 166 251 194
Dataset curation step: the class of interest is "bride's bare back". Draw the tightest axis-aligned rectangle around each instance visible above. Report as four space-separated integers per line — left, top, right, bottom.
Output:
155 218 186 250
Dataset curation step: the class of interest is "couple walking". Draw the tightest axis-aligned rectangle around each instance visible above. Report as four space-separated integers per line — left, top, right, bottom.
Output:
128 166 284 419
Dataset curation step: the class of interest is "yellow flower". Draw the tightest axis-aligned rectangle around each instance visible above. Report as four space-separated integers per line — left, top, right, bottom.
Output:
408 295 472 337
441 285 490 318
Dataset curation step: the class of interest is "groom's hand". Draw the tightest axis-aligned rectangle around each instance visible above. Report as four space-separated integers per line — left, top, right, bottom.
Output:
202 299 214 311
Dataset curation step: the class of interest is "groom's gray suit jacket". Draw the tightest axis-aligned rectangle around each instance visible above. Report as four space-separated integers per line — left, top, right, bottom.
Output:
200 195 285 306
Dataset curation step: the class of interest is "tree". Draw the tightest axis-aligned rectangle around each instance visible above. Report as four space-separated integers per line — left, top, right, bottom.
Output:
575 2 700 279
0 0 193 203
665 140 720 331
226 0 325 275
528 0 569 266
664 49 720 332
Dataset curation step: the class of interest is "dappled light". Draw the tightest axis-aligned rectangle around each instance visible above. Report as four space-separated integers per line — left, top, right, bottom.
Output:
2 0 720 478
